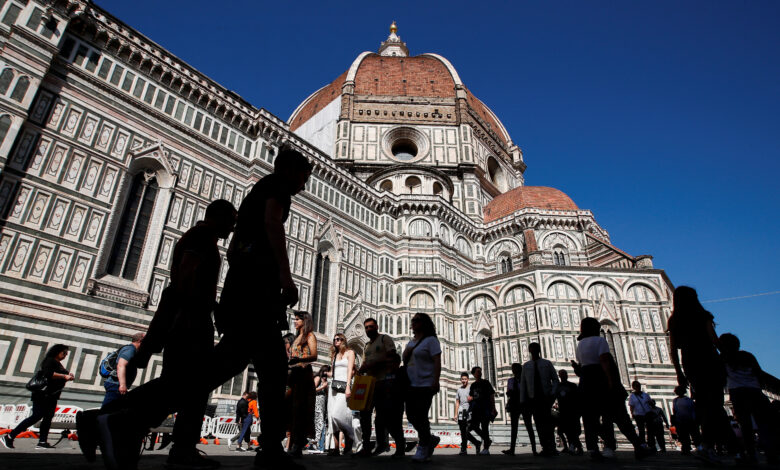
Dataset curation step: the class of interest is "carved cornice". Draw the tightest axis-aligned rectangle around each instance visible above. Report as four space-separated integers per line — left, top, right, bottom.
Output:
87 278 149 308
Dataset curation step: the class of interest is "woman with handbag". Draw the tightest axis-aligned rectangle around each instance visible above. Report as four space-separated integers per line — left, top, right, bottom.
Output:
3 344 74 450
327 333 356 456
403 312 442 463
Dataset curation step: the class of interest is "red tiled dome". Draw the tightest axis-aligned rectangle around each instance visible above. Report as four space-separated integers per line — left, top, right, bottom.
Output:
483 186 579 222
289 53 511 147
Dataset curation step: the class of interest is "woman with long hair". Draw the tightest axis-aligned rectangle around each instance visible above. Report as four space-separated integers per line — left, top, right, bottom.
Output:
403 312 442 462
667 286 729 464
2 344 74 450
327 333 356 456
572 317 646 461
286 311 317 457
311 364 331 452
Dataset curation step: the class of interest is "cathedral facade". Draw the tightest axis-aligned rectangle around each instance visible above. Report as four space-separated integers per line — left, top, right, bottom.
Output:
0 2 677 420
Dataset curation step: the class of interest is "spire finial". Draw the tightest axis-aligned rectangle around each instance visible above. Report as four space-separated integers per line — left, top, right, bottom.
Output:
390 21 397 34
379 20 409 57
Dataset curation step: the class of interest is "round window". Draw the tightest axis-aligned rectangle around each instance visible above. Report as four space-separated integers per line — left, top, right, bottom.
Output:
392 139 418 161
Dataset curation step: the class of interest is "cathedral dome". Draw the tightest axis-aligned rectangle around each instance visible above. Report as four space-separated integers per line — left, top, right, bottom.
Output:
289 27 512 149
483 186 579 222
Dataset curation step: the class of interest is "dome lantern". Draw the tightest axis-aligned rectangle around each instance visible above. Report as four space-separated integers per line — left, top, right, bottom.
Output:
379 20 409 57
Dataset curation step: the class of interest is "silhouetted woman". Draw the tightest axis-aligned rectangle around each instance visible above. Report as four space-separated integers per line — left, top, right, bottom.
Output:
404 312 442 462
327 333 356 456
3 344 74 449
667 286 728 464
572 317 646 461
286 311 317 457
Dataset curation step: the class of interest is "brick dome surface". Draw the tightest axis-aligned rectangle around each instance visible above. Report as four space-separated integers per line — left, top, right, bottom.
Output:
483 186 579 222
289 53 510 147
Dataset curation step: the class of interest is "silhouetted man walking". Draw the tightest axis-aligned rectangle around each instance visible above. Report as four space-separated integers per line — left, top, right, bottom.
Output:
210 146 312 470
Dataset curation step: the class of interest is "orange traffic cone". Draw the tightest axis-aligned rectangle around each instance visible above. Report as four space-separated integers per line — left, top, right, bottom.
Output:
214 438 220 445
199 437 208 445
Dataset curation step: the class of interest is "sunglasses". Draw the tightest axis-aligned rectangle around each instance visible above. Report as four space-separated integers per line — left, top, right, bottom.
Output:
333 338 344 342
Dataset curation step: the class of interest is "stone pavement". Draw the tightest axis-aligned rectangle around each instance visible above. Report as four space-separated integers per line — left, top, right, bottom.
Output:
0 438 736 470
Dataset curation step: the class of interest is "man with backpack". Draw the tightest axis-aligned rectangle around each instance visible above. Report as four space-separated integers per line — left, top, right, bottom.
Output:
102 333 145 406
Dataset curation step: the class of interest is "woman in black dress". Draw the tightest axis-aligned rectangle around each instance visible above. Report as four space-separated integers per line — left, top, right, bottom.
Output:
3 344 74 449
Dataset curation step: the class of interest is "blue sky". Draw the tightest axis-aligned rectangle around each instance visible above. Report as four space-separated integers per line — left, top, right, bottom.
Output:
96 1 780 375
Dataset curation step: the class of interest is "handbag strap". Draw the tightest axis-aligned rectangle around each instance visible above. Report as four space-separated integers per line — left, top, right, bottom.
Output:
403 336 426 366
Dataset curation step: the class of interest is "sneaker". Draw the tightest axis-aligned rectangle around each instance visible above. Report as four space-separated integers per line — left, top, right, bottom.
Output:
76 410 99 462
326 448 340 457
36 442 55 449
165 447 221 469
479 447 490 456
459 448 468 456
235 446 246 452
411 445 429 462
1 435 14 449
501 449 515 456
392 448 405 459
602 447 616 459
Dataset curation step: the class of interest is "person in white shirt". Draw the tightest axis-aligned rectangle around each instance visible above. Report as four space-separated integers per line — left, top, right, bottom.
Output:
403 312 442 463
571 317 647 462
519 342 559 456
454 372 480 455
628 380 654 448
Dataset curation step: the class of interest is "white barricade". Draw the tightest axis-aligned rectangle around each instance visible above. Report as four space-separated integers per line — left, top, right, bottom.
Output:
11 404 30 428
52 405 82 427
250 419 261 434
212 416 240 441
0 404 14 428
432 430 455 446
200 416 212 438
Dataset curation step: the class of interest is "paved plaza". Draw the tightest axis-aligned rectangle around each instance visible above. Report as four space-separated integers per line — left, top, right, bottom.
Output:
0 439 737 469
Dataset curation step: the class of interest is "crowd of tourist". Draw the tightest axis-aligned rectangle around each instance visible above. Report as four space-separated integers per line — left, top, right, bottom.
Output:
2 147 778 469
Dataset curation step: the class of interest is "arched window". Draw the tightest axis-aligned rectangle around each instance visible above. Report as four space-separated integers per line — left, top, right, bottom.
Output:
553 245 569 266
409 290 435 309
0 115 11 144
10 76 29 102
444 296 455 315
0 69 13 95
408 218 432 237
465 295 496 314
487 156 507 192
404 176 422 194
107 171 159 279
432 182 443 196
498 253 513 274
311 252 331 333
587 283 618 301
439 225 450 245
481 336 498 384
380 179 393 192
455 237 472 257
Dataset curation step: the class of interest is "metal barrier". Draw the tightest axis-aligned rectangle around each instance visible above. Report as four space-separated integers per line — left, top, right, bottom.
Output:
211 416 240 441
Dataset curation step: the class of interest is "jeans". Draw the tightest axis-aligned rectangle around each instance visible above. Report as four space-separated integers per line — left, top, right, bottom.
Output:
237 415 253 445
634 414 649 444
405 387 434 447
10 394 57 442
458 418 479 451
579 365 640 452
102 382 121 407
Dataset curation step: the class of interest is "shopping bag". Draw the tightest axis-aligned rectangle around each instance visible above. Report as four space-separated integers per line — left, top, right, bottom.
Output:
348 375 375 411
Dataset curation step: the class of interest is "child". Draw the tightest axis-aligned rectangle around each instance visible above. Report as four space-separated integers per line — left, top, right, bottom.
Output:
719 333 777 464
672 385 700 455
646 399 669 452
